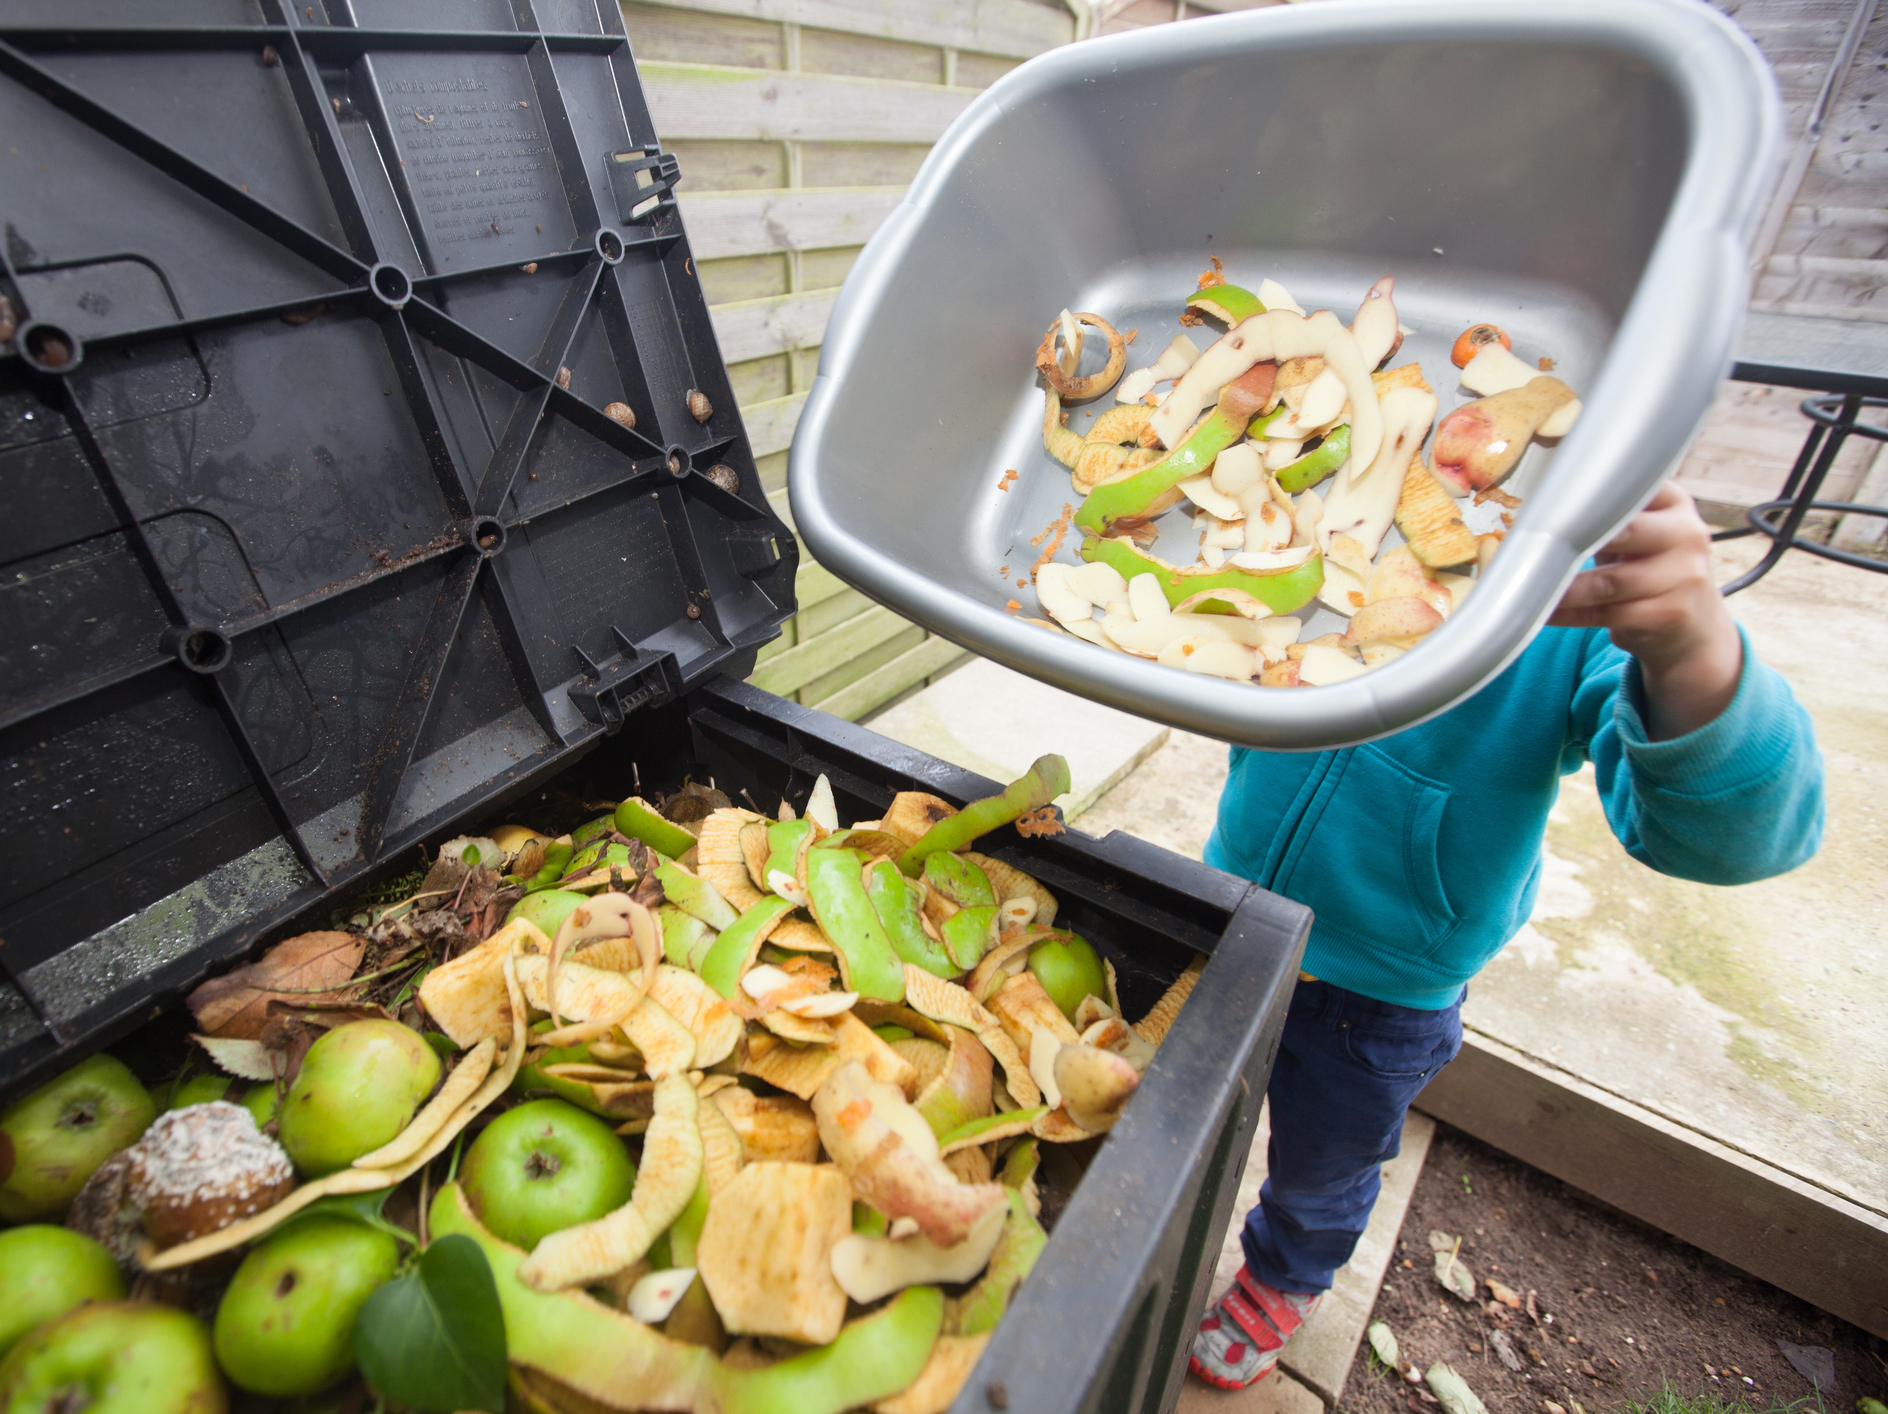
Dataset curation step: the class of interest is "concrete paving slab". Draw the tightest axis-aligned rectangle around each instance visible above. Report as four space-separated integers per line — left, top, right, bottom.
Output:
864 657 1168 821
1074 728 1231 861
1187 1107 1436 1409
1467 535 1888 1217
1178 1367 1326 1414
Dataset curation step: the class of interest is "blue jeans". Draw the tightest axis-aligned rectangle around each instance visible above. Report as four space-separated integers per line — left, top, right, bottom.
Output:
1241 979 1465 1295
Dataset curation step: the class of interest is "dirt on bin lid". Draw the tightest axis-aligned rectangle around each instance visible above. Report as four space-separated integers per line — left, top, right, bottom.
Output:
1342 1125 1887 1414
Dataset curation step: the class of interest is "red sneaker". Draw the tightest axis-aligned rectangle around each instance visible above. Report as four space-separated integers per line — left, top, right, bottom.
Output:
1188 1267 1324 1391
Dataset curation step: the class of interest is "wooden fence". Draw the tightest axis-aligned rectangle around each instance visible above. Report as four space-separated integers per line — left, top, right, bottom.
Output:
630 0 1080 719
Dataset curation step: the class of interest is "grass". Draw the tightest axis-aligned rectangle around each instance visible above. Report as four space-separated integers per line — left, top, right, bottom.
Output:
1619 1378 1826 1414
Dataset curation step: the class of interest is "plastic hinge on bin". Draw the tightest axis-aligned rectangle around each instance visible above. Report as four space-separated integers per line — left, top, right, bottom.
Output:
569 641 680 733
608 144 682 223
728 523 785 577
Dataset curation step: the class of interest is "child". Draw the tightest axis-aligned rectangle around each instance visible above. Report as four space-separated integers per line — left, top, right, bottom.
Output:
1189 482 1825 1390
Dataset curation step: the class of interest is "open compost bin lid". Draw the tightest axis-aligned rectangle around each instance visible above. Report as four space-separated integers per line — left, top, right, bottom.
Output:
0 0 795 1089
788 0 1780 750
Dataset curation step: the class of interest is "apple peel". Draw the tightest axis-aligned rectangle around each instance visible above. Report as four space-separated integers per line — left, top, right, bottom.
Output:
518 1070 702 1291
873 1332 993 1414
813 1062 1008 1248
647 965 744 1069
829 1198 1006 1304
1134 956 1203 1046
696 1089 748 1195
544 893 656 1036
935 1108 1048 1155
715 1088 822 1165
743 1012 917 1100
418 915 550 1047
352 1035 497 1169
697 1161 853 1345
698 808 768 911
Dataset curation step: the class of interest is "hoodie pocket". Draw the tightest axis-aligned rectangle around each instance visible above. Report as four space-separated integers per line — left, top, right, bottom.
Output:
1281 745 1461 957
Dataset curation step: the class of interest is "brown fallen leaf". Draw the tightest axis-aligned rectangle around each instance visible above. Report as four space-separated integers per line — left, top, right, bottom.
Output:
187 931 365 1039
1488 1278 1523 1310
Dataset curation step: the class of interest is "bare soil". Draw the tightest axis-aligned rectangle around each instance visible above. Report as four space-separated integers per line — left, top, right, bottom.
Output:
1339 1125 1888 1414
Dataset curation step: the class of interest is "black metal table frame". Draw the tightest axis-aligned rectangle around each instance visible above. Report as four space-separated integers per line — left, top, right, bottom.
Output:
1712 391 1888 594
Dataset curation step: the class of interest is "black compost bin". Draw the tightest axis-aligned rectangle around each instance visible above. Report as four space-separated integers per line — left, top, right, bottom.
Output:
0 6 1309 1413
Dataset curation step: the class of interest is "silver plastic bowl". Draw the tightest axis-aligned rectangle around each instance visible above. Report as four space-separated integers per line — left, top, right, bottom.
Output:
788 0 1779 748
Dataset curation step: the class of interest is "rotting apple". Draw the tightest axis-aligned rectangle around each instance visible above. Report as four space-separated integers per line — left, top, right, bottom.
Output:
1027 935 1108 1024
276 1020 440 1177
0 1227 124 1358
460 1098 637 1251
0 1301 225 1414
212 1216 398 1398
0 1054 157 1223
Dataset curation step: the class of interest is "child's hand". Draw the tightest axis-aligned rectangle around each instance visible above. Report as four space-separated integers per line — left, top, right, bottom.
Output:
1547 481 1743 740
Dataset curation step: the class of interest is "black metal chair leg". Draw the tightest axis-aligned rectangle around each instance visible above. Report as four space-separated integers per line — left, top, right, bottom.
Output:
1712 414 1828 542
1722 393 1881 594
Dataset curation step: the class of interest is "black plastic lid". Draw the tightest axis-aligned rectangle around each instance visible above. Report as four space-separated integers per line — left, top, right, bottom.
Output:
0 0 796 1083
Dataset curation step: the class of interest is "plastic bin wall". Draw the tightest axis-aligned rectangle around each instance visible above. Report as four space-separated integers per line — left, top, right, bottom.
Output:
0 0 797 1087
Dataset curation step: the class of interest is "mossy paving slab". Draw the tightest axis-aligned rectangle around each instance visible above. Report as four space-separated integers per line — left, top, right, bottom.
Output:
1466 539 1888 1215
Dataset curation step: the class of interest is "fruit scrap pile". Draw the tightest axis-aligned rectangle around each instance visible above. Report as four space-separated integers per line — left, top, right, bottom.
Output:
1027 265 1580 685
0 756 1203 1414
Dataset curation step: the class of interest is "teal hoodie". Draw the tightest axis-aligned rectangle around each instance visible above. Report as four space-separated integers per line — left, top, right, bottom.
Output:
1204 625 1824 1010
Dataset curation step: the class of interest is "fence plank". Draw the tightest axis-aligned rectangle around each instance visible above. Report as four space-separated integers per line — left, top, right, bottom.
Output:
643 62 977 143
633 0 1072 59
710 288 840 363
680 186 905 259
748 603 907 695
740 390 808 458
813 634 968 720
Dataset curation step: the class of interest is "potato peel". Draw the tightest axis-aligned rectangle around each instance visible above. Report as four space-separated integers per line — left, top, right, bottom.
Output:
519 1071 703 1291
696 1162 852 1345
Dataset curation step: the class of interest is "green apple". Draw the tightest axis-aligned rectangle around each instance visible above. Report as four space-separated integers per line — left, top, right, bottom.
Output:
506 888 588 940
0 1227 124 1358
0 1301 223 1414
277 1021 440 1177
237 1084 280 1130
460 1098 635 1250
163 1076 231 1112
0 1054 156 1222
212 1217 397 1397
1028 934 1108 1024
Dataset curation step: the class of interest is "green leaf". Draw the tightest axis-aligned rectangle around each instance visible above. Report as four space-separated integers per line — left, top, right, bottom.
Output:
355 1233 507 1413
423 1030 462 1057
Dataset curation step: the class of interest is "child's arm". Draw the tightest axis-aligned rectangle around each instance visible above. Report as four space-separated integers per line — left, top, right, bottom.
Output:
1552 481 1823 884
1548 482 1743 740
